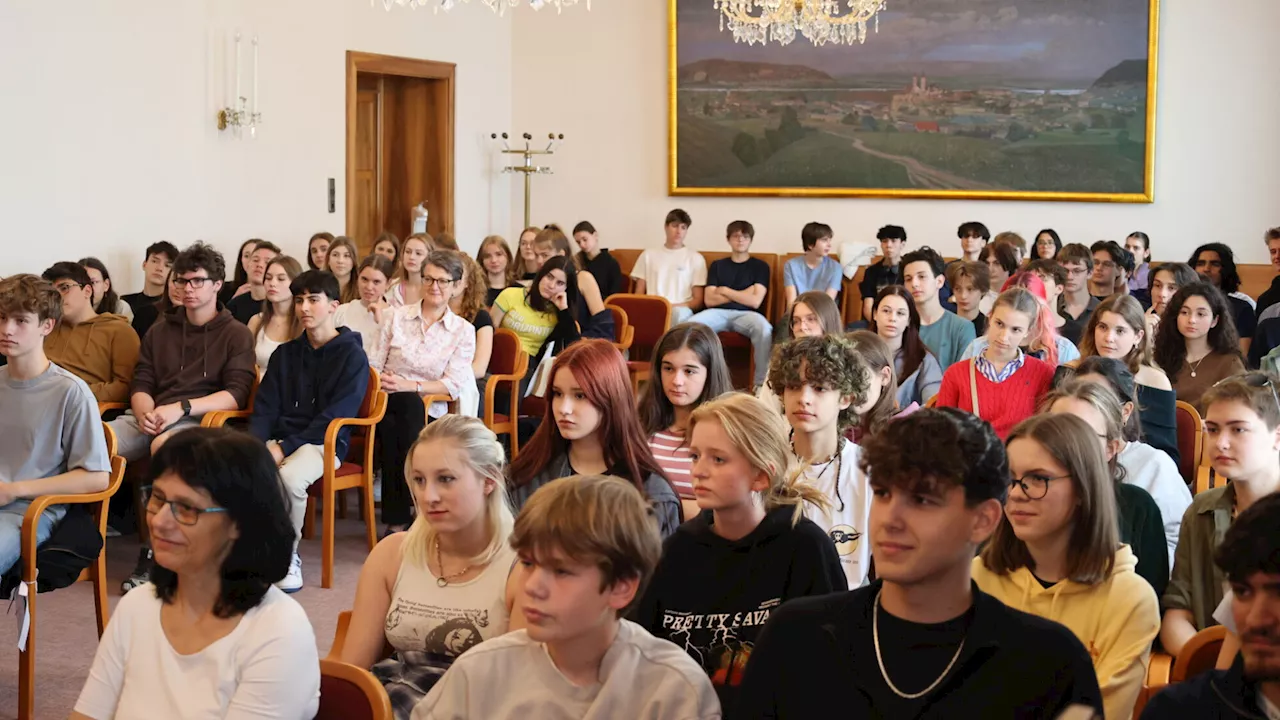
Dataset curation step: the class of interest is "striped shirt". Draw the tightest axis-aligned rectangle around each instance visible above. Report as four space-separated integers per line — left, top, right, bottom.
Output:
974 349 1026 384
649 430 694 499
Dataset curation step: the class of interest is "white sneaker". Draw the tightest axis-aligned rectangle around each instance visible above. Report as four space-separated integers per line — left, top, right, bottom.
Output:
277 553 303 594
373 471 383 503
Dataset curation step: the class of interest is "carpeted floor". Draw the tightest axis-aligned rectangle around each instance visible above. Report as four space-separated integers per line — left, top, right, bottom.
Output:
0 516 377 720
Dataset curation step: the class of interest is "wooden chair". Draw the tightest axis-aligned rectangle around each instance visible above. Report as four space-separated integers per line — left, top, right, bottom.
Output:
200 376 260 428
1171 625 1228 683
1195 465 1226 495
300 367 388 589
610 248 645 295
925 396 939 409
607 305 634 353
97 401 127 417
421 394 461 415
18 424 125 720
326 609 395 663
317 658 393 720
485 328 530 459
1175 400 1204 484
606 294 672 392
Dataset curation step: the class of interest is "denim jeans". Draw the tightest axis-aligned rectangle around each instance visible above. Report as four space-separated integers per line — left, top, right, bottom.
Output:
0 499 67 577
687 308 774 387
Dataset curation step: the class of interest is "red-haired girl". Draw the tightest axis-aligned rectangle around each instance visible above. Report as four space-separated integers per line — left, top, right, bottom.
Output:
507 339 682 536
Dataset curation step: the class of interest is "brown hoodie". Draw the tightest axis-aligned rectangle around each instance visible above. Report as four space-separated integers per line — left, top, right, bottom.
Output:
131 306 255 409
44 312 140 403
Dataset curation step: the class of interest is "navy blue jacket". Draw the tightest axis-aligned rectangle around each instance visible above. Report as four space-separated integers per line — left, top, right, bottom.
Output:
249 327 370 461
1141 655 1269 719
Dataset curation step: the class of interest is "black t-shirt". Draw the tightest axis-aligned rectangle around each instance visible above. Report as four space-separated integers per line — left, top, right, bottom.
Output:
874 602 976 719
859 261 900 302
485 286 503 307
122 291 162 337
1228 294 1257 340
585 250 625 300
970 312 988 338
225 292 261 325
1058 295 1100 346
706 256 771 313
472 308 493 331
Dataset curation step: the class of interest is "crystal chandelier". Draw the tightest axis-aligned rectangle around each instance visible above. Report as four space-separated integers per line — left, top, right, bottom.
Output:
374 0 589 15
714 0 887 47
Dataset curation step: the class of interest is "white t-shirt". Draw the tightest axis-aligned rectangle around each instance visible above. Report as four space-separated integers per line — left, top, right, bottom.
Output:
334 300 383 357
630 246 707 305
793 440 871 589
411 619 721 720
73 584 320 720
1117 441 1193 571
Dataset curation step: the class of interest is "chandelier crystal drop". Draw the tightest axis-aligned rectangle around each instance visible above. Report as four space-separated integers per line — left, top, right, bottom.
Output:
714 0 886 47
376 0 589 15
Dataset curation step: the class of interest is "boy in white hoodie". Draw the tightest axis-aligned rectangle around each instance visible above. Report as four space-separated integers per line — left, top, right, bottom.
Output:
973 412 1160 720
412 474 721 720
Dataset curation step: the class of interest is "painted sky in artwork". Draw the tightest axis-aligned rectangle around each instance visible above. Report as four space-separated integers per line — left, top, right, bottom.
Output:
678 0 1150 82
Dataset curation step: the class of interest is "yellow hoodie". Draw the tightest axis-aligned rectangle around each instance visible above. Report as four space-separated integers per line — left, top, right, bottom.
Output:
971 545 1159 720
44 313 140 404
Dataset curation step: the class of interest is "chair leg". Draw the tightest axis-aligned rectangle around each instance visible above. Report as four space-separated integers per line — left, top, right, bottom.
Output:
337 491 348 520
92 552 109 637
362 481 378 553
322 488 337 589
18 583 36 720
302 496 316 540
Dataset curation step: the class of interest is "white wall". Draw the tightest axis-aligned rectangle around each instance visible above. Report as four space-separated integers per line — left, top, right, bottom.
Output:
0 0 513 288
512 0 1280 265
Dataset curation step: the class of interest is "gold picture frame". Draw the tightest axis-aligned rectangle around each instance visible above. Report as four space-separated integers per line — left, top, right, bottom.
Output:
668 0 1160 202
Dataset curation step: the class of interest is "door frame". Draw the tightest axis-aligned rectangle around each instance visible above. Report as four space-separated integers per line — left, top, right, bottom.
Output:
345 51 456 241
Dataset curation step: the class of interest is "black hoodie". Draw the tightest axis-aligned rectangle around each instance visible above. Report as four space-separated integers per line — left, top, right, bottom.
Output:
248 327 370 460
631 505 846 714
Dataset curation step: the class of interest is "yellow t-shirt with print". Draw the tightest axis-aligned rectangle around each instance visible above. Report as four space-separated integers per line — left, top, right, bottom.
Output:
496 287 556 356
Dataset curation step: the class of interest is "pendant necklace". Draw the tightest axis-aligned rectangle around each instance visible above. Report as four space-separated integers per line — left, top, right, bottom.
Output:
434 537 477 587
1188 354 1207 378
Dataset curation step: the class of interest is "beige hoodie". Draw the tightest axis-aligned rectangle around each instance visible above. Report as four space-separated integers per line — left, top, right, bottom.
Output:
972 545 1160 720
44 313 140 403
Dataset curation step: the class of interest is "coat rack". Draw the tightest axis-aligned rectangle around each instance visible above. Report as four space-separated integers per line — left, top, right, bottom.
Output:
492 132 563 229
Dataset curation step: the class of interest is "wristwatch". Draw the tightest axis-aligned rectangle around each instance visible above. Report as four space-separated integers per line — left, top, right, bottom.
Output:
415 381 423 394
181 399 192 417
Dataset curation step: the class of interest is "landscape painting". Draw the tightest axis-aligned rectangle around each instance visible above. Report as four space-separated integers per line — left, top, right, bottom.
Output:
670 0 1158 201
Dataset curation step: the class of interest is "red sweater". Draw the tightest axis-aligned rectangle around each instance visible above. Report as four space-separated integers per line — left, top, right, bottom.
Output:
935 357 1054 439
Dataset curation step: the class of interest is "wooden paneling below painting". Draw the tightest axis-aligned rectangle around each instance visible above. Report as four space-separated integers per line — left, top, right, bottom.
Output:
345 52 455 255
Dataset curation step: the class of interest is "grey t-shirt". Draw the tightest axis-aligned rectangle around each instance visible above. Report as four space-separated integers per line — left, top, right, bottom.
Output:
0 364 111 485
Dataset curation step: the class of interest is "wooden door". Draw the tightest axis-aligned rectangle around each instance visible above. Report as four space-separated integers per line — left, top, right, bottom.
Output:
352 76 381 255
345 52 455 250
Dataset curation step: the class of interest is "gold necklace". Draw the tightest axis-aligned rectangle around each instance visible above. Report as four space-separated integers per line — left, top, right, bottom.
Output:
433 537 477 588
873 589 966 700
1188 354 1208 378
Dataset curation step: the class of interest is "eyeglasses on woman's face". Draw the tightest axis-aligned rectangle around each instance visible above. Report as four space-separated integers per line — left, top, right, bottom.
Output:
146 489 227 526
1008 472 1070 500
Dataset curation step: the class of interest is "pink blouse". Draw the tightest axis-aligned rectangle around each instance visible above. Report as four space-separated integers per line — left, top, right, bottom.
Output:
370 303 475 419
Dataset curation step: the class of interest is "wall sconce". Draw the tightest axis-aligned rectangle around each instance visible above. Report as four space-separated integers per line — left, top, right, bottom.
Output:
217 32 262 138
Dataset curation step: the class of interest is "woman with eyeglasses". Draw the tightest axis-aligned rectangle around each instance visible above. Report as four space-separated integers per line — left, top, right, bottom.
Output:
757 291 844 415
1152 282 1246 414
72 428 319 720
79 256 134 322
1044 380 1174 598
370 250 477 536
973 412 1159 720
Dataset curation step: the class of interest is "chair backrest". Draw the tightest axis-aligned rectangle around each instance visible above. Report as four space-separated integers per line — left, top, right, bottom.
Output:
1171 625 1228 683
359 367 380 419
1175 400 1204 483
317 658 392 720
610 248 645 294
102 422 117 459
489 328 529 377
606 295 672 357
